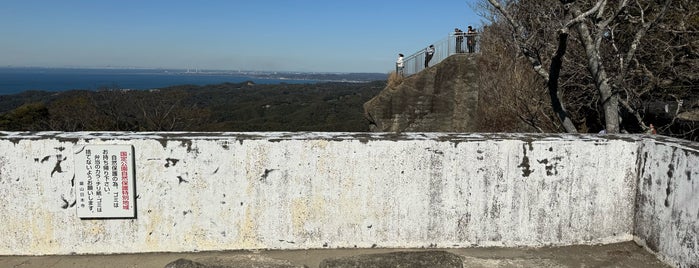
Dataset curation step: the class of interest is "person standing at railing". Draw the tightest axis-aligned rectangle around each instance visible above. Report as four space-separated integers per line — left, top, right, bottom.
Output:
454 28 464 53
467 26 477 53
424 45 435 68
396 53 404 76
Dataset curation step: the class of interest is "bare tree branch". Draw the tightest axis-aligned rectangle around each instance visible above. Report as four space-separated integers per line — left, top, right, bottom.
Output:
487 0 551 80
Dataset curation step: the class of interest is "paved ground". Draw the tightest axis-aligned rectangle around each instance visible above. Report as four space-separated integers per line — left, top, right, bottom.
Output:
0 241 670 268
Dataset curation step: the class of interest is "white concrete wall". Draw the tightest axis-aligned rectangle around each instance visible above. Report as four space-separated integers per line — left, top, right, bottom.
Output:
0 132 641 256
634 138 699 268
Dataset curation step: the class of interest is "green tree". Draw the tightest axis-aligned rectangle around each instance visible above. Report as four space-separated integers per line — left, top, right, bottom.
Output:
0 102 49 131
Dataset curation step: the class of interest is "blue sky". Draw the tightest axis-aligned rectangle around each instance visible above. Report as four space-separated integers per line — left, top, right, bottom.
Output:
0 0 482 73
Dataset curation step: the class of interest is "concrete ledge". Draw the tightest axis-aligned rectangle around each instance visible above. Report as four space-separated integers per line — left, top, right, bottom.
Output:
0 241 672 268
319 251 464 268
0 132 696 267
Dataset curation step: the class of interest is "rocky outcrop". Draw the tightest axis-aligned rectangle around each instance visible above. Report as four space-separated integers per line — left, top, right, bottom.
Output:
364 54 479 132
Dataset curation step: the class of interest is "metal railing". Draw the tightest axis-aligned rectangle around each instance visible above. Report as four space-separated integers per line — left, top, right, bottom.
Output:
400 32 479 77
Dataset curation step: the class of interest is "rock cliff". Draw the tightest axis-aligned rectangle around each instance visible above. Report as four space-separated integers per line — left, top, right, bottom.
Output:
363 54 479 132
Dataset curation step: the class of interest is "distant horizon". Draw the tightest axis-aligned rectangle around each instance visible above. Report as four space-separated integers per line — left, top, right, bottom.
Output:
0 65 388 75
0 66 388 95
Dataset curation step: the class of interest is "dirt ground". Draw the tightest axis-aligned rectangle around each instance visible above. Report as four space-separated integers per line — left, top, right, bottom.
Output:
0 241 670 268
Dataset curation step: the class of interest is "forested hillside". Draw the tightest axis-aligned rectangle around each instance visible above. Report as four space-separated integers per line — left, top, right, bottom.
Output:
0 81 385 132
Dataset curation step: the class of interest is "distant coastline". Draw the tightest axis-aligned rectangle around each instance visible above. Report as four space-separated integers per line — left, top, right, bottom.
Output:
0 67 387 95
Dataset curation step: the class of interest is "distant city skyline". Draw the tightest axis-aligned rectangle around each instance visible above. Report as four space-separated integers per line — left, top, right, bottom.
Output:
0 0 483 73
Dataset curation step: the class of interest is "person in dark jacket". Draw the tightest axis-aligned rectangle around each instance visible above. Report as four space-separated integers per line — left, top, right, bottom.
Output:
424 45 435 68
454 28 464 53
466 26 477 53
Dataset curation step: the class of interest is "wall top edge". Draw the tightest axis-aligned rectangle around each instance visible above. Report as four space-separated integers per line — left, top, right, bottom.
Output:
0 131 668 144
639 135 699 151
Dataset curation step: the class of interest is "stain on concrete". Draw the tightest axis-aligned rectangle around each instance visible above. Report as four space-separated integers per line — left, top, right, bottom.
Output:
639 152 650 187
177 176 189 184
218 141 230 150
40 156 50 163
156 139 168 149
526 141 534 151
536 159 560 176
687 171 692 182
679 232 696 251
490 203 501 219
427 153 445 239
165 158 179 167
261 169 278 181
664 156 677 207
517 144 532 177
180 140 193 152
427 148 444 155
545 159 560 176
457 213 471 234
51 155 66 177
54 146 65 151
665 179 673 208
667 163 675 179
60 195 76 209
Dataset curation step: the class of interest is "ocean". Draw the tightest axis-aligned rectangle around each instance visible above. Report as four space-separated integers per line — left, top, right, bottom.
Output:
0 67 318 95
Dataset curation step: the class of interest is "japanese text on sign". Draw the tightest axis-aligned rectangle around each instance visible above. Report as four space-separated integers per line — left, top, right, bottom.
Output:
74 144 136 219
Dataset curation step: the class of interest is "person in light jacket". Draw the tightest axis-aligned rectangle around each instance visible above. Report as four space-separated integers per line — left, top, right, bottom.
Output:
396 53 404 76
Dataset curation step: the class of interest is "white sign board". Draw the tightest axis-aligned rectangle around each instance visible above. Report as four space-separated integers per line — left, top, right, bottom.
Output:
74 144 136 219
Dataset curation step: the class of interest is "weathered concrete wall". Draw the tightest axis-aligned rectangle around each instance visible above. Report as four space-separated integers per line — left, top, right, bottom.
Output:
0 132 640 256
634 138 699 267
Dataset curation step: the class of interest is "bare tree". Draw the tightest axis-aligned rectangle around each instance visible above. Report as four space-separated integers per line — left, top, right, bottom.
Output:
134 90 211 131
475 19 560 133
484 0 675 134
614 0 699 138
47 92 108 131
